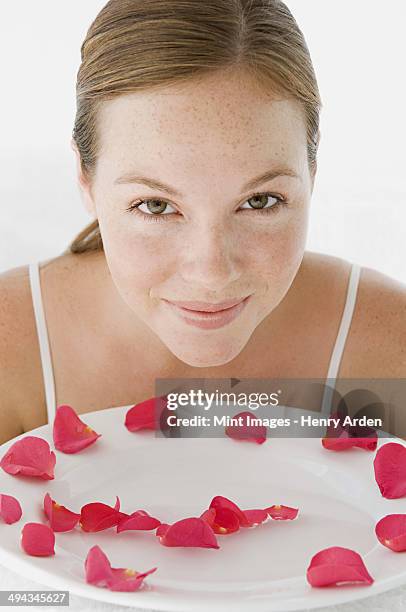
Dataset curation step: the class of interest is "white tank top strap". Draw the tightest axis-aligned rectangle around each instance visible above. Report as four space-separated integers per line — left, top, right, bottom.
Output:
320 262 362 415
28 262 56 426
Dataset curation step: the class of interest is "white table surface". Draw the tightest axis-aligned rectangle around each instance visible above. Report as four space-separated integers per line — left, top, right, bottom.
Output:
1 563 406 612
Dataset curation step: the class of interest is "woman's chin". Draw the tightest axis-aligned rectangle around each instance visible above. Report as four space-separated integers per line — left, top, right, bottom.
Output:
161 336 248 369
170 354 235 369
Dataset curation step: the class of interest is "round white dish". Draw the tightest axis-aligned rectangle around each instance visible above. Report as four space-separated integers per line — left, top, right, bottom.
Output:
0 405 405 611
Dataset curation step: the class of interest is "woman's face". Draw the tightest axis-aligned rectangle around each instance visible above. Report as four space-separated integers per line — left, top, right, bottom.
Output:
80 69 315 367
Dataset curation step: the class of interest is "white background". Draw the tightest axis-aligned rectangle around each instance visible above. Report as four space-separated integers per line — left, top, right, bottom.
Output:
0 1 405 281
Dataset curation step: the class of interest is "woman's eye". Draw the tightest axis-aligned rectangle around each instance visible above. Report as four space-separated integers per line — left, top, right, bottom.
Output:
241 193 283 211
135 199 175 216
125 192 286 223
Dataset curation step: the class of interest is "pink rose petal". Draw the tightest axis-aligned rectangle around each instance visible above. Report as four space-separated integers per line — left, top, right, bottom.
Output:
156 523 170 537
374 442 406 499
109 566 157 592
200 506 240 534
375 514 406 552
0 493 22 524
125 396 170 432
21 522 55 556
204 496 298 531
243 508 269 526
156 517 219 549
117 510 161 533
43 493 80 532
225 411 267 444
80 496 128 532
322 411 377 451
209 495 251 528
265 504 299 520
200 508 216 526
85 545 157 592
84 544 112 587
322 434 377 452
53 405 101 454
306 546 374 587
0 436 55 480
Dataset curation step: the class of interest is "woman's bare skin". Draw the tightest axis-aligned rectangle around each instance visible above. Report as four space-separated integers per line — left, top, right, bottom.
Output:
1 71 405 444
1 247 405 443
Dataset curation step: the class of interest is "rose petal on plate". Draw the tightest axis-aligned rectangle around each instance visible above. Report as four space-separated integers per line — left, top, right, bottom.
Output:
109 566 157 592
0 494 22 524
53 405 101 454
156 517 219 548
265 505 299 520
85 545 114 587
322 433 377 452
207 497 273 529
353 436 378 451
117 510 161 533
321 414 356 450
155 523 170 537
200 508 216 527
0 436 56 480
43 493 80 532
373 442 406 499
322 411 377 451
21 522 55 557
375 514 406 552
125 396 170 432
80 497 128 532
85 545 157 592
243 508 269 526
323 412 348 437
306 546 374 587
349 424 378 450
322 433 356 451
209 495 251 527
200 507 240 534
225 411 267 444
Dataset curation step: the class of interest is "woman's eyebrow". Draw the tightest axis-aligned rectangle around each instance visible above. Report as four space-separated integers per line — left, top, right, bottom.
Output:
114 166 301 197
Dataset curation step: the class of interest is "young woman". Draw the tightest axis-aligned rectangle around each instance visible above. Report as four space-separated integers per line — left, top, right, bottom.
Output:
1 0 405 444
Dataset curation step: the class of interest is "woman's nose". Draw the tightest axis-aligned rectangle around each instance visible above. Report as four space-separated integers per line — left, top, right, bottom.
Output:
179 222 242 291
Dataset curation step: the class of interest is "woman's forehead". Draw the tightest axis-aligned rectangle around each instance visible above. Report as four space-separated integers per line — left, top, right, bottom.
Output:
96 87 307 166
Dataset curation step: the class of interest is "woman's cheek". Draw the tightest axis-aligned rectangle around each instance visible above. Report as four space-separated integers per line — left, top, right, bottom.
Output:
246 208 309 317
96 210 159 298
250 206 307 271
113 233 169 292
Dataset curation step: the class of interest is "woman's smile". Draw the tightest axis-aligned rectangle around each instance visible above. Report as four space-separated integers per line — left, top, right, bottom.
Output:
162 294 252 330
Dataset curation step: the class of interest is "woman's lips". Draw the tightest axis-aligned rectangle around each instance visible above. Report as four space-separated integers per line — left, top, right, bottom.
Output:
164 297 249 312
162 295 251 330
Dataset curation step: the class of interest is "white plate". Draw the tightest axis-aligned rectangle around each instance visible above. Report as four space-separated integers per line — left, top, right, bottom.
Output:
0 404 405 612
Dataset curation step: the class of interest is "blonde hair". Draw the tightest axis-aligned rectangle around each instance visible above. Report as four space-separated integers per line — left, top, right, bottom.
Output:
68 0 321 254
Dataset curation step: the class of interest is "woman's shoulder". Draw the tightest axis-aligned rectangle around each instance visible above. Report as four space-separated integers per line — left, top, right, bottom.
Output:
0 255 84 424
351 261 405 377
0 263 47 441
305 251 406 377
0 251 111 437
0 263 40 359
